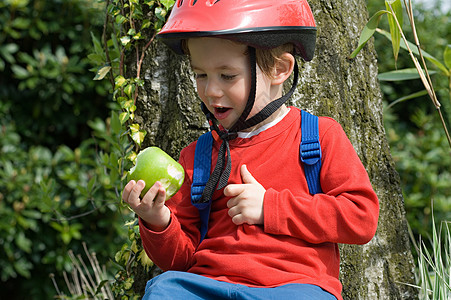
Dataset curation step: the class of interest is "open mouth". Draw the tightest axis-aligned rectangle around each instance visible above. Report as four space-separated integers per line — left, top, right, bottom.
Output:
215 107 230 113
213 107 232 120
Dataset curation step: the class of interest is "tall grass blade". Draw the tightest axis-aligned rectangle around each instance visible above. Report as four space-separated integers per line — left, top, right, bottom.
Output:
385 0 403 63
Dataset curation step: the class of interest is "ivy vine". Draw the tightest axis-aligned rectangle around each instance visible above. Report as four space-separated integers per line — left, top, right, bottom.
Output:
88 0 175 298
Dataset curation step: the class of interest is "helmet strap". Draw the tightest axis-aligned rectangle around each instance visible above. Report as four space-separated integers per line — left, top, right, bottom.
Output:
241 59 299 129
228 46 257 133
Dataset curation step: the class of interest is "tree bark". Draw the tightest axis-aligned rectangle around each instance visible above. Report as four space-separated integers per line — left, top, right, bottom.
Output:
129 0 418 298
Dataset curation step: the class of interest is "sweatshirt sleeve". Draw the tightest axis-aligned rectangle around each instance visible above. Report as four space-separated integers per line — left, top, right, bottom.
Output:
139 145 202 271
264 119 379 245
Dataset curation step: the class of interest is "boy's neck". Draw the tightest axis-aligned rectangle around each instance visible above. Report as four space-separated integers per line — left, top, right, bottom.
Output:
239 105 290 135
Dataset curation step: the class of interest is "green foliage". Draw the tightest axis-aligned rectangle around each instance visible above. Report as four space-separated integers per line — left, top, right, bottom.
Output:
0 0 110 149
366 0 451 122
0 100 134 298
385 108 451 239
0 0 138 299
364 0 451 241
354 1 449 117
111 219 154 298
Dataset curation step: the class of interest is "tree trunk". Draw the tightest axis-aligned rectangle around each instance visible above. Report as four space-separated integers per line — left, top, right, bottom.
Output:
129 0 418 298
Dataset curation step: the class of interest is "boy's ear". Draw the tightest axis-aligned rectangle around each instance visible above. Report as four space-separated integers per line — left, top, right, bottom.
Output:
271 53 295 86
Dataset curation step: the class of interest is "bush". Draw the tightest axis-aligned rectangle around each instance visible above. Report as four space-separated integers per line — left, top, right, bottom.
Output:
0 0 133 298
385 107 451 239
0 101 133 299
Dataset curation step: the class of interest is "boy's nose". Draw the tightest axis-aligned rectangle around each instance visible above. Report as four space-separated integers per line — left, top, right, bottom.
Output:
204 79 223 98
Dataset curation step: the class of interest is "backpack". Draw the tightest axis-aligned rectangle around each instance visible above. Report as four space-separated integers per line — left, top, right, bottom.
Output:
191 110 322 243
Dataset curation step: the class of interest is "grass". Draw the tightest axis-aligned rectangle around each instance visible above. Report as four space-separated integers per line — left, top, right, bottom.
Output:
409 208 451 299
50 242 114 299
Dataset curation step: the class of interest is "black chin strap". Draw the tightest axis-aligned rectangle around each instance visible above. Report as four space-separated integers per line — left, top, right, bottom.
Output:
196 48 299 204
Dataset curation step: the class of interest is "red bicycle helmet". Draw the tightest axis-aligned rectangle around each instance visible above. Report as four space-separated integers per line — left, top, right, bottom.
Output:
157 0 317 61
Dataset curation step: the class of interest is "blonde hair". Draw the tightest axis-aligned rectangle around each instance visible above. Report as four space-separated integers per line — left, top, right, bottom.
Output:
255 44 294 78
182 39 294 78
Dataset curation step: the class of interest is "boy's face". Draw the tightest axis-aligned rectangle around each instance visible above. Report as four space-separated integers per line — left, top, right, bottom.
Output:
188 37 273 130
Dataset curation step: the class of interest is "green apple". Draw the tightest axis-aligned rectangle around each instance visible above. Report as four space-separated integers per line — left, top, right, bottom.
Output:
127 147 185 200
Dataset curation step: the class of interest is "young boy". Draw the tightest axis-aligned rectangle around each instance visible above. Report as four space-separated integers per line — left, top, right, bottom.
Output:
122 1 379 299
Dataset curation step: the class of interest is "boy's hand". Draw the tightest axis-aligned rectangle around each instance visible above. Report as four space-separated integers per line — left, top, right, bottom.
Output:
224 165 266 225
122 180 171 232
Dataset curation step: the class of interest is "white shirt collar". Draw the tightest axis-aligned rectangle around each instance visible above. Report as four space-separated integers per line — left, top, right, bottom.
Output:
237 108 291 139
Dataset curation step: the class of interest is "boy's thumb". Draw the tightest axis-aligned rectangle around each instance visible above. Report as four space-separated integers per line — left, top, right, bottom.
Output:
241 164 257 184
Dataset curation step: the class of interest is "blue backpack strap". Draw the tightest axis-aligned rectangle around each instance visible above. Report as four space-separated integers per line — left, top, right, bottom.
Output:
300 110 323 194
191 111 322 243
191 131 213 243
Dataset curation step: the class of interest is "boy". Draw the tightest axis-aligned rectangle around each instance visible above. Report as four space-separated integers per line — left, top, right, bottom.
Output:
122 1 379 299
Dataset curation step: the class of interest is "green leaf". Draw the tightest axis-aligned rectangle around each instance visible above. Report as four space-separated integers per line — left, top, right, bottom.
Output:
9 0 29 9
115 75 127 88
115 14 127 25
87 176 96 194
385 0 403 63
130 123 146 146
141 19 151 30
93 64 111 80
119 112 130 124
12 17 31 29
155 7 167 22
0 43 19 63
377 29 449 75
14 260 32 278
124 84 134 98
87 53 104 65
385 90 429 110
110 111 122 135
444 44 451 70
95 280 111 296
127 28 136 36
138 249 153 271
120 35 131 46
378 68 437 81
349 10 388 59
61 232 71 244
111 33 120 52
90 32 103 55
160 0 175 10
15 232 32 253
4 43 19 53
11 65 29 79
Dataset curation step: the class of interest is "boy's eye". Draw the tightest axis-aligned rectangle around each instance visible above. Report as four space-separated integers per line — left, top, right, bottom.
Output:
221 74 237 80
195 73 206 79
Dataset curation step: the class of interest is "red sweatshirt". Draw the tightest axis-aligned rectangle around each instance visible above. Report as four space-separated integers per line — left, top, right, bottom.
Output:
139 107 379 300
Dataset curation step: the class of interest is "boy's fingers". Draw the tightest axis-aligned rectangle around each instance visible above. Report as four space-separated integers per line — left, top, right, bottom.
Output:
227 204 240 217
154 184 167 206
231 214 244 225
122 180 136 202
224 184 244 197
142 181 166 206
127 180 145 207
226 196 240 209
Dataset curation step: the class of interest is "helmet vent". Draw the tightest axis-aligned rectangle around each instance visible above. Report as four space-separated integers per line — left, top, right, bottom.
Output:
188 0 220 6
177 0 183 7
